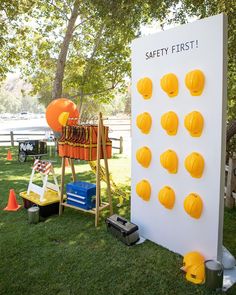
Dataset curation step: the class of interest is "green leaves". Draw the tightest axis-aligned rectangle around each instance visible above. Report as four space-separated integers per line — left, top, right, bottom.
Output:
1 0 235 124
1 0 176 107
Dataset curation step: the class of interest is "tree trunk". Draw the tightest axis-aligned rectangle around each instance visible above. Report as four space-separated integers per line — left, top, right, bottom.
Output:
77 25 105 114
52 0 80 100
227 120 236 142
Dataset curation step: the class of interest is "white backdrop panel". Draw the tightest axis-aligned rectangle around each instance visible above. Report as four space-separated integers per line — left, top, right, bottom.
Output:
131 14 227 260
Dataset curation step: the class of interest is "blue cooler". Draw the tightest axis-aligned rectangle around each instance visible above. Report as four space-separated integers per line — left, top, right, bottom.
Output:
66 181 96 210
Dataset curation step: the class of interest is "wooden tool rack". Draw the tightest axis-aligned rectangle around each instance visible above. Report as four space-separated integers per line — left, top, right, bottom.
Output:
59 112 113 226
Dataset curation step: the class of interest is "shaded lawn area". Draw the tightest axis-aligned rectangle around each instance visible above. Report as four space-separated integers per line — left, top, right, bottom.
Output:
0 147 236 295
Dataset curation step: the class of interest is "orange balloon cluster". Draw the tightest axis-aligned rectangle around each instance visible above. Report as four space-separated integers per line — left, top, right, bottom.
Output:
45 98 79 132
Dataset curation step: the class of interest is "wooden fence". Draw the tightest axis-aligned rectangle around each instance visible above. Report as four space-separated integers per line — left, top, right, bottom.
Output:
0 132 124 154
1 130 235 208
225 158 236 208
109 136 123 154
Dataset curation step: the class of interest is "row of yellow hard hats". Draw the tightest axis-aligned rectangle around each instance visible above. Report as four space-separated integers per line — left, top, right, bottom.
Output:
160 150 204 177
136 147 205 178
136 180 203 219
137 70 205 99
136 111 204 137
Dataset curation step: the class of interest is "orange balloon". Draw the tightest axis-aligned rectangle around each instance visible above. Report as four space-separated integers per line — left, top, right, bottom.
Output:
46 98 79 132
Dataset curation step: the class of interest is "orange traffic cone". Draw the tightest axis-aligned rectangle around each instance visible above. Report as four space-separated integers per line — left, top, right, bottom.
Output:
65 158 69 167
7 149 12 161
4 189 21 211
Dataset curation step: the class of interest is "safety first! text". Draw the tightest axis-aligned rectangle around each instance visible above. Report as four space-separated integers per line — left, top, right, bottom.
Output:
145 40 199 60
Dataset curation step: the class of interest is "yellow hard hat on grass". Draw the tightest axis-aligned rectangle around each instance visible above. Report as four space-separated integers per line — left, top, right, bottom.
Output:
182 251 205 284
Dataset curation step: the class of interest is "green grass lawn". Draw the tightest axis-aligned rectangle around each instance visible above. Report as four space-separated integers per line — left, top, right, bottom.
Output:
0 147 236 295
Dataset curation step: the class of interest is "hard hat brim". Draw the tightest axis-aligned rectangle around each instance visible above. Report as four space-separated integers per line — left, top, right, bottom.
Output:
142 94 152 99
188 131 203 137
166 130 177 136
186 274 204 285
164 203 174 209
190 89 204 96
167 90 178 97
189 172 203 178
141 128 151 134
167 168 177 174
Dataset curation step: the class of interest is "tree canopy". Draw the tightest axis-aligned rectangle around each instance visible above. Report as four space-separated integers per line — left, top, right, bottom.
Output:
1 0 178 116
0 0 235 119
170 0 236 119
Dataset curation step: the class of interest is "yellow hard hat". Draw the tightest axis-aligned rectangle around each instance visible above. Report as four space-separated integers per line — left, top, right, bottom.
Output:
184 111 204 137
136 112 152 134
183 252 205 270
58 112 69 126
137 77 153 99
160 150 178 174
158 186 175 209
184 193 203 219
186 264 205 284
185 152 205 178
136 146 152 168
161 111 178 136
182 251 205 285
160 73 178 97
136 180 151 201
185 69 205 96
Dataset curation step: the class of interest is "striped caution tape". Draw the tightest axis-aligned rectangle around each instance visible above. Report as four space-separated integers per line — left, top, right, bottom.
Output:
33 160 52 175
